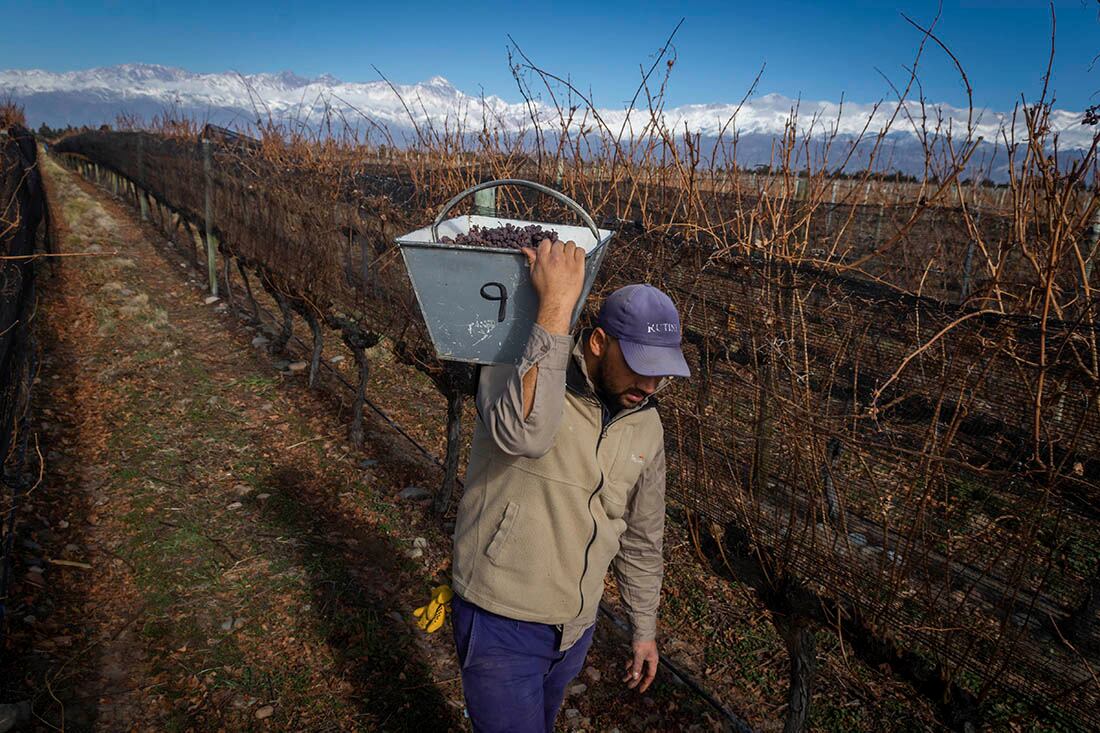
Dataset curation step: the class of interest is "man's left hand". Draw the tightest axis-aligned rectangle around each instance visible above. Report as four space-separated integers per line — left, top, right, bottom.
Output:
622 639 659 693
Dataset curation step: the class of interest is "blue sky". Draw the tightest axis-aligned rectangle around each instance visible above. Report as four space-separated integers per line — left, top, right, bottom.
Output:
1 0 1097 111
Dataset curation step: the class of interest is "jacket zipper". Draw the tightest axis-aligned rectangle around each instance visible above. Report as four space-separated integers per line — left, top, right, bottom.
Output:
576 404 609 618
575 399 647 619
565 363 658 621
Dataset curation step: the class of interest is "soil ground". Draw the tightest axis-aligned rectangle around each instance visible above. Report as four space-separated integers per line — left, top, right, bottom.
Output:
1 152 945 732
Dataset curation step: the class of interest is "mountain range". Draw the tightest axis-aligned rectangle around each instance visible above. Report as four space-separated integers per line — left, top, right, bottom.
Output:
1 63 1094 180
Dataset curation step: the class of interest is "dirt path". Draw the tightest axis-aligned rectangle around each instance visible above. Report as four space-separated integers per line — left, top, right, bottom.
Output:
3 153 731 731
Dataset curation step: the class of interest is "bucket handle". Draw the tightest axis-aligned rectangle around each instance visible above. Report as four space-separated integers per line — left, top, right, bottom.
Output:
430 178 602 244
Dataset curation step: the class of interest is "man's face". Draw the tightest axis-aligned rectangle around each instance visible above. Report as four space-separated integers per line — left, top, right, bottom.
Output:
587 329 662 410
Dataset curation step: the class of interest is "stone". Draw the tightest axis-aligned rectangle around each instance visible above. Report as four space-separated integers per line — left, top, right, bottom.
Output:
233 484 253 496
255 705 274 720
221 616 245 632
399 486 431 501
257 493 271 500
564 708 580 719
567 683 587 696
227 502 243 510
287 361 308 373
204 295 220 305
58 520 69 529
330 355 345 364
584 666 601 682
251 335 269 348
412 537 428 549
405 548 424 559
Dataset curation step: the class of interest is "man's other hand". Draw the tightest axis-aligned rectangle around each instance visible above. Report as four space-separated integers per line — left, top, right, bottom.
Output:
522 238 585 335
622 639 659 693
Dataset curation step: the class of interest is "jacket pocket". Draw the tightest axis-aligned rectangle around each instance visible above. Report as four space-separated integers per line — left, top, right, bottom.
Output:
485 501 521 563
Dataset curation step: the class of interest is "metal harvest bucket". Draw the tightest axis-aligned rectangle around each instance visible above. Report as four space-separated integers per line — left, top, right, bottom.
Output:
397 179 614 365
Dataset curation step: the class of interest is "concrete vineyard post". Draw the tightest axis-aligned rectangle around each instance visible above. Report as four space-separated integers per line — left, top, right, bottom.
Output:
202 138 219 297
826 180 837 233
1083 206 1099 308
960 205 982 303
473 186 496 217
960 240 976 303
137 135 148 221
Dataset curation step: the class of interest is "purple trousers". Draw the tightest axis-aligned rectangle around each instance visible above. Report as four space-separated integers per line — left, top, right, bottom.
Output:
452 594 596 732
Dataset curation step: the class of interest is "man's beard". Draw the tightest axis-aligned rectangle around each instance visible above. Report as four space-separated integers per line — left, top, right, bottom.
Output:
591 360 636 412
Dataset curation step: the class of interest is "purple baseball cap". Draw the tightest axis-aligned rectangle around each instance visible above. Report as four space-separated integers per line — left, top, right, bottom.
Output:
597 284 691 378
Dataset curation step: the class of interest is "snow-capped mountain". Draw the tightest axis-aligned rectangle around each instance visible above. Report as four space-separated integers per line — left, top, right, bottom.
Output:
1 63 1094 177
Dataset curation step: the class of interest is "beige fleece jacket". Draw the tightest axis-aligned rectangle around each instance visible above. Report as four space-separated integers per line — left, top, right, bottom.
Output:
451 324 667 651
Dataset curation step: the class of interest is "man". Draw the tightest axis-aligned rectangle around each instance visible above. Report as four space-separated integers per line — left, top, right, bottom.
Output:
450 237 690 732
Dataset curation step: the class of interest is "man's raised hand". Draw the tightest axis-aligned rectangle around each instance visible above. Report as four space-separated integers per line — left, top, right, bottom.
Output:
522 238 585 335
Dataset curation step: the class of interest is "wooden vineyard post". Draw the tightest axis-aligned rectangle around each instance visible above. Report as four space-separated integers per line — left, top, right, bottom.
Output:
202 138 219 297
348 338 369 448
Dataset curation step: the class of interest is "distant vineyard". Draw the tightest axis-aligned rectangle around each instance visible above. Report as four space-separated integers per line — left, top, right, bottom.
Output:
54 80 1099 729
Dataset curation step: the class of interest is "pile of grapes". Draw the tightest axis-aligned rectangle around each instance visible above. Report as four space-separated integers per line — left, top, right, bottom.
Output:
440 223 561 250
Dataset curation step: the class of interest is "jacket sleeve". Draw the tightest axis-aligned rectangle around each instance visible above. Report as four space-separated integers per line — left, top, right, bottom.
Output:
475 322 573 459
612 437 667 643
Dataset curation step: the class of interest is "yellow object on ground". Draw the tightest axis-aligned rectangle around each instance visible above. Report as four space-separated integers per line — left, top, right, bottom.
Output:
413 584 454 634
